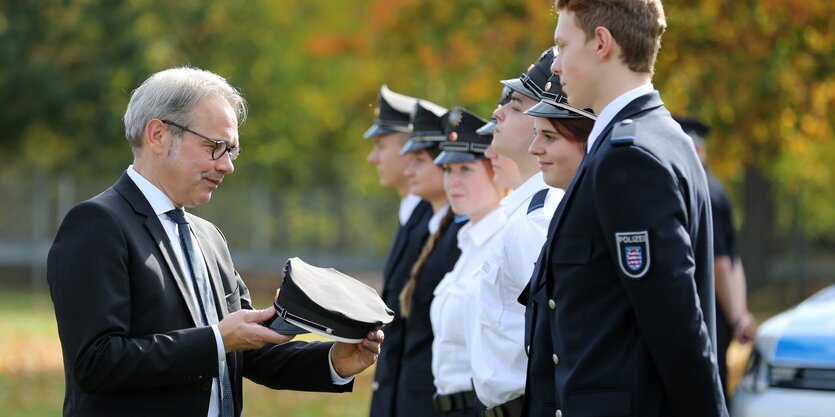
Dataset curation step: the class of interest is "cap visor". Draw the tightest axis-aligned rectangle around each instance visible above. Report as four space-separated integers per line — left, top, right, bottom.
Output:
400 140 435 155
363 124 410 139
476 120 497 135
267 314 310 336
434 151 479 165
524 101 584 119
500 78 538 101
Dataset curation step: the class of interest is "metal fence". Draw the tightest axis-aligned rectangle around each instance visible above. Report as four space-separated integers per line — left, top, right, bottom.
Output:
0 170 400 292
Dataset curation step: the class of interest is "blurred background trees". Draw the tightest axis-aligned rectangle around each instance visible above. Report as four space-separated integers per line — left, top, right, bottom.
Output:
1 0 833 300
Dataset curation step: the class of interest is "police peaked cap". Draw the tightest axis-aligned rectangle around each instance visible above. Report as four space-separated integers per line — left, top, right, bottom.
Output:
501 47 555 101
674 116 711 141
400 99 448 155
525 73 597 120
434 106 491 165
363 85 419 139
270 257 394 343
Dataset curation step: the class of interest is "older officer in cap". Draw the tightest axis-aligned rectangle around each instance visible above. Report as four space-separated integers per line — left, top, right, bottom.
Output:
676 116 757 399
469 48 568 417
395 99 467 417
522 0 729 415
365 85 434 417
431 107 506 417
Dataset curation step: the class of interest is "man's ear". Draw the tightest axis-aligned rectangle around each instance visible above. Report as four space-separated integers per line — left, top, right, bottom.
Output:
593 26 615 61
144 119 168 155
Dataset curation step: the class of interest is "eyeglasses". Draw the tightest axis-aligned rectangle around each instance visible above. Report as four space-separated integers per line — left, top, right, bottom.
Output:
161 119 242 161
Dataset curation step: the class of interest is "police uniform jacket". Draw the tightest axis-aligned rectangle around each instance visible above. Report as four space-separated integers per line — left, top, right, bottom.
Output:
521 89 728 417
370 197 433 417
395 207 466 417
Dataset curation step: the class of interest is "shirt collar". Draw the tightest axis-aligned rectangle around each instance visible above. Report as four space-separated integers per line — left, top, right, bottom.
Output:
399 194 422 225
126 165 177 216
458 207 507 250
500 172 549 216
587 83 655 153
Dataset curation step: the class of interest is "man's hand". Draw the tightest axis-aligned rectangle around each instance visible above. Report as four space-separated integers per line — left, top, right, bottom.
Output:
331 327 384 378
218 306 294 352
734 312 757 344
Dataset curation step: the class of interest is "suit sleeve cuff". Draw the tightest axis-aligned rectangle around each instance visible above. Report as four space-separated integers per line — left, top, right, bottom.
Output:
211 324 225 363
328 345 354 385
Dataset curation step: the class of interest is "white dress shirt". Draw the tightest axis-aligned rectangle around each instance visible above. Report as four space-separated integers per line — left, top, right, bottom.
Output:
430 207 507 395
399 194 423 225
471 173 562 407
587 82 655 153
127 166 226 417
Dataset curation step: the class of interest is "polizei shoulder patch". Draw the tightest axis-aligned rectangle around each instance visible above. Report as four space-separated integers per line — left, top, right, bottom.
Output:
615 231 650 279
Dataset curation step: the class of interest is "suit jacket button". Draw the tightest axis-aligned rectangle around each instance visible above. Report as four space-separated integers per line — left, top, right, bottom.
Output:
556 410 563 417
552 354 559 365
526 345 530 355
548 299 556 309
371 381 380 391
202 381 212 391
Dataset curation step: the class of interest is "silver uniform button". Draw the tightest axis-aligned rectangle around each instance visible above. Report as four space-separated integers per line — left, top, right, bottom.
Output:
527 345 531 354
372 381 380 391
556 410 563 417
548 299 556 309
552 354 559 365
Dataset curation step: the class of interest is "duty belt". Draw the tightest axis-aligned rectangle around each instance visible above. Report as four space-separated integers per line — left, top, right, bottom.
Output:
433 390 478 413
483 395 524 417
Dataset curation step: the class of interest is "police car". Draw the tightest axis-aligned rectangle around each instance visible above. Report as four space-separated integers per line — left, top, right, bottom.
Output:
732 284 835 416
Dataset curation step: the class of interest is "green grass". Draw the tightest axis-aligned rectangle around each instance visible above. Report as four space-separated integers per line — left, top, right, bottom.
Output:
0 289 373 417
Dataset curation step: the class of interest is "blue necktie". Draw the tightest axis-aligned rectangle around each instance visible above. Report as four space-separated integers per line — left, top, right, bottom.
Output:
166 208 234 417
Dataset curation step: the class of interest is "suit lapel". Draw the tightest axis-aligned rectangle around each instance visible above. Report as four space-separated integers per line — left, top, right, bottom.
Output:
113 172 203 326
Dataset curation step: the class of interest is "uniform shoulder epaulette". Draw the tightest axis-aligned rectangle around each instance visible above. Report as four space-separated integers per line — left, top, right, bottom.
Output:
527 189 549 214
453 214 469 224
610 118 637 146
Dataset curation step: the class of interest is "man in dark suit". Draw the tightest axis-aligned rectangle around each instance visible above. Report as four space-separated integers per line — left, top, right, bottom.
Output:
48 66 383 417
364 85 434 417
520 1 728 416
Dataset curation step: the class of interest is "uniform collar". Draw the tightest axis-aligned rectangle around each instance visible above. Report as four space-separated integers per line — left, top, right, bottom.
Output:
399 193 422 225
500 172 549 216
458 207 507 250
587 83 655 153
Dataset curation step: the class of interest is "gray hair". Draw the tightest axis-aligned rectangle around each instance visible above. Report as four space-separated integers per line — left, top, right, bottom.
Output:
123 66 248 151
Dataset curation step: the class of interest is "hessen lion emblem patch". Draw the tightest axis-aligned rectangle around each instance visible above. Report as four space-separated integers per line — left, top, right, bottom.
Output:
615 231 650 279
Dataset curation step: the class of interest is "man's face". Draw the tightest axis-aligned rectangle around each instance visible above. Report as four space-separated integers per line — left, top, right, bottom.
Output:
492 91 539 165
157 96 237 208
366 132 409 190
551 11 597 110
485 145 522 191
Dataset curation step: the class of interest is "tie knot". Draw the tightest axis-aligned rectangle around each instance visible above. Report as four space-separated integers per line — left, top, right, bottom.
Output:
165 208 188 225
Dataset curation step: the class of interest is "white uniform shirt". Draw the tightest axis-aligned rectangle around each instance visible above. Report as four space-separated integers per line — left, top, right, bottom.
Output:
586 82 654 153
430 207 507 395
400 193 423 225
471 172 562 407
